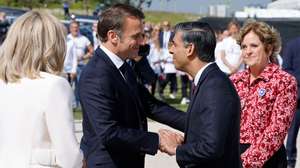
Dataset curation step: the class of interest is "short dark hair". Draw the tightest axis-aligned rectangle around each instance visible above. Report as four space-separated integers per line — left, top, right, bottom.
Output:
97 4 144 42
174 21 216 62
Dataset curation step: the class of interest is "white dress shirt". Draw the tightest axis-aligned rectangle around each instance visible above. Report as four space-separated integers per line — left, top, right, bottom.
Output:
216 36 243 74
67 34 91 66
100 45 126 79
162 49 177 74
64 39 78 74
194 62 213 86
0 72 82 168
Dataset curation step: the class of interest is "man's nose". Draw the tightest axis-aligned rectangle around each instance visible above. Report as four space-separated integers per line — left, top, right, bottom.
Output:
169 47 174 55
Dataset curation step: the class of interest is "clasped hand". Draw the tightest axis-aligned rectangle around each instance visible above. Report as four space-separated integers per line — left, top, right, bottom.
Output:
158 129 184 156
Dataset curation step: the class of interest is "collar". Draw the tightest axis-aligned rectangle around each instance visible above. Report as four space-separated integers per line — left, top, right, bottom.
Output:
240 63 279 83
194 62 213 86
100 45 124 69
67 33 82 39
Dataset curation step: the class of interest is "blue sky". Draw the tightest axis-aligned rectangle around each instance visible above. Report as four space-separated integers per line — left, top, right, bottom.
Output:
145 0 272 14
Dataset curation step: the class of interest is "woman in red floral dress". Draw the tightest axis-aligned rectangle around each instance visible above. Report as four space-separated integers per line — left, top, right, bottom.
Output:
230 21 297 168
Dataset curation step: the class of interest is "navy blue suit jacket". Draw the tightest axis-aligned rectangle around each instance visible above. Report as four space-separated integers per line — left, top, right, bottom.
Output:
283 37 300 101
176 63 241 168
79 47 186 168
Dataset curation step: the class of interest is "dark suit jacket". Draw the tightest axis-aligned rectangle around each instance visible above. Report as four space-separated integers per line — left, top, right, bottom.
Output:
282 37 300 101
131 56 157 85
176 63 241 168
79 48 186 168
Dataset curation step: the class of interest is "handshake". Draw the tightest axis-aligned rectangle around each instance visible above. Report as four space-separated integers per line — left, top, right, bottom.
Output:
158 129 184 156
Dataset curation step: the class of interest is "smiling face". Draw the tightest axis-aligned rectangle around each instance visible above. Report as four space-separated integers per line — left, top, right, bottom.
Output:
240 31 271 68
117 16 144 60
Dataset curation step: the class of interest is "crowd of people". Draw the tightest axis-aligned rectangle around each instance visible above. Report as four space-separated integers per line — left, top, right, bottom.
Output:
0 3 300 168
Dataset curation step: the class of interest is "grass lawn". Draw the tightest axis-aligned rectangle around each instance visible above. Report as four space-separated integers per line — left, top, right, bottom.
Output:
144 11 200 25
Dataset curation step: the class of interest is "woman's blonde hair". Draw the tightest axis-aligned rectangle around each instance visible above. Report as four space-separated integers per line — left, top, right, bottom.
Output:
237 20 281 63
0 10 66 83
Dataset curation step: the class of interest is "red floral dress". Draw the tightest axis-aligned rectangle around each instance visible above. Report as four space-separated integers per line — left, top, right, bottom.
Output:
230 63 297 168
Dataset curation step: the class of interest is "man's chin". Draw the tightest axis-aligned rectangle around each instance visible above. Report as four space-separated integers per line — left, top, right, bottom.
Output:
175 65 184 72
128 52 139 59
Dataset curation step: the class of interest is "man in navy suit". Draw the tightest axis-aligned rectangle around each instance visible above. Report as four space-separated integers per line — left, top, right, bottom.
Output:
159 21 241 168
283 37 300 168
78 4 186 168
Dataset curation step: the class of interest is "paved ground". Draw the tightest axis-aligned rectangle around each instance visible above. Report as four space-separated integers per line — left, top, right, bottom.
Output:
74 120 300 168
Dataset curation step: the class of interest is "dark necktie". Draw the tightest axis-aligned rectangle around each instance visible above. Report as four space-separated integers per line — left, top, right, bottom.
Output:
120 62 145 130
119 62 138 90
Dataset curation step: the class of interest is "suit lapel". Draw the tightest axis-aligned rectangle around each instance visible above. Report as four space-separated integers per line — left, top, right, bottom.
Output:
184 63 218 141
95 48 128 87
96 48 145 129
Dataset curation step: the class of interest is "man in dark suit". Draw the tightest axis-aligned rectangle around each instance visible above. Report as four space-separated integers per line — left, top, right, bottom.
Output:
159 21 241 168
283 37 300 168
78 4 185 168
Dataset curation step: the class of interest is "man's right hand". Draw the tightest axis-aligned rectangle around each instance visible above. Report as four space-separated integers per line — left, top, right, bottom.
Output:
158 129 183 156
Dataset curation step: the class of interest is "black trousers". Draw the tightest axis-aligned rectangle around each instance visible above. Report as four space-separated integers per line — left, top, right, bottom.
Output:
180 74 190 98
240 144 287 168
159 73 177 94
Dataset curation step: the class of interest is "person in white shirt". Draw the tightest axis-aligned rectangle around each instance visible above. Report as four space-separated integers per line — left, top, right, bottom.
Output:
216 20 244 75
64 39 77 84
0 11 82 168
158 21 177 99
92 21 100 50
67 21 93 67
67 21 93 108
159 50 177 99
147 25 163 95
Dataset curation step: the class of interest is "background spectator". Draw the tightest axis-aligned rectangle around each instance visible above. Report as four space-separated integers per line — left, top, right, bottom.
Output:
0 12 9 45
217 20 243 75
283 36 300 168
67 21 93 108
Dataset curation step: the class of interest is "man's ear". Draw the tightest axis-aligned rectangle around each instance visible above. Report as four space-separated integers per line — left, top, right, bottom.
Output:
186 43 195 58
107 30 119 44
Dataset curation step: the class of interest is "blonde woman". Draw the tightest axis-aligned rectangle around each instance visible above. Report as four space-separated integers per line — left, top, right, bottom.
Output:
0 11 83 168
